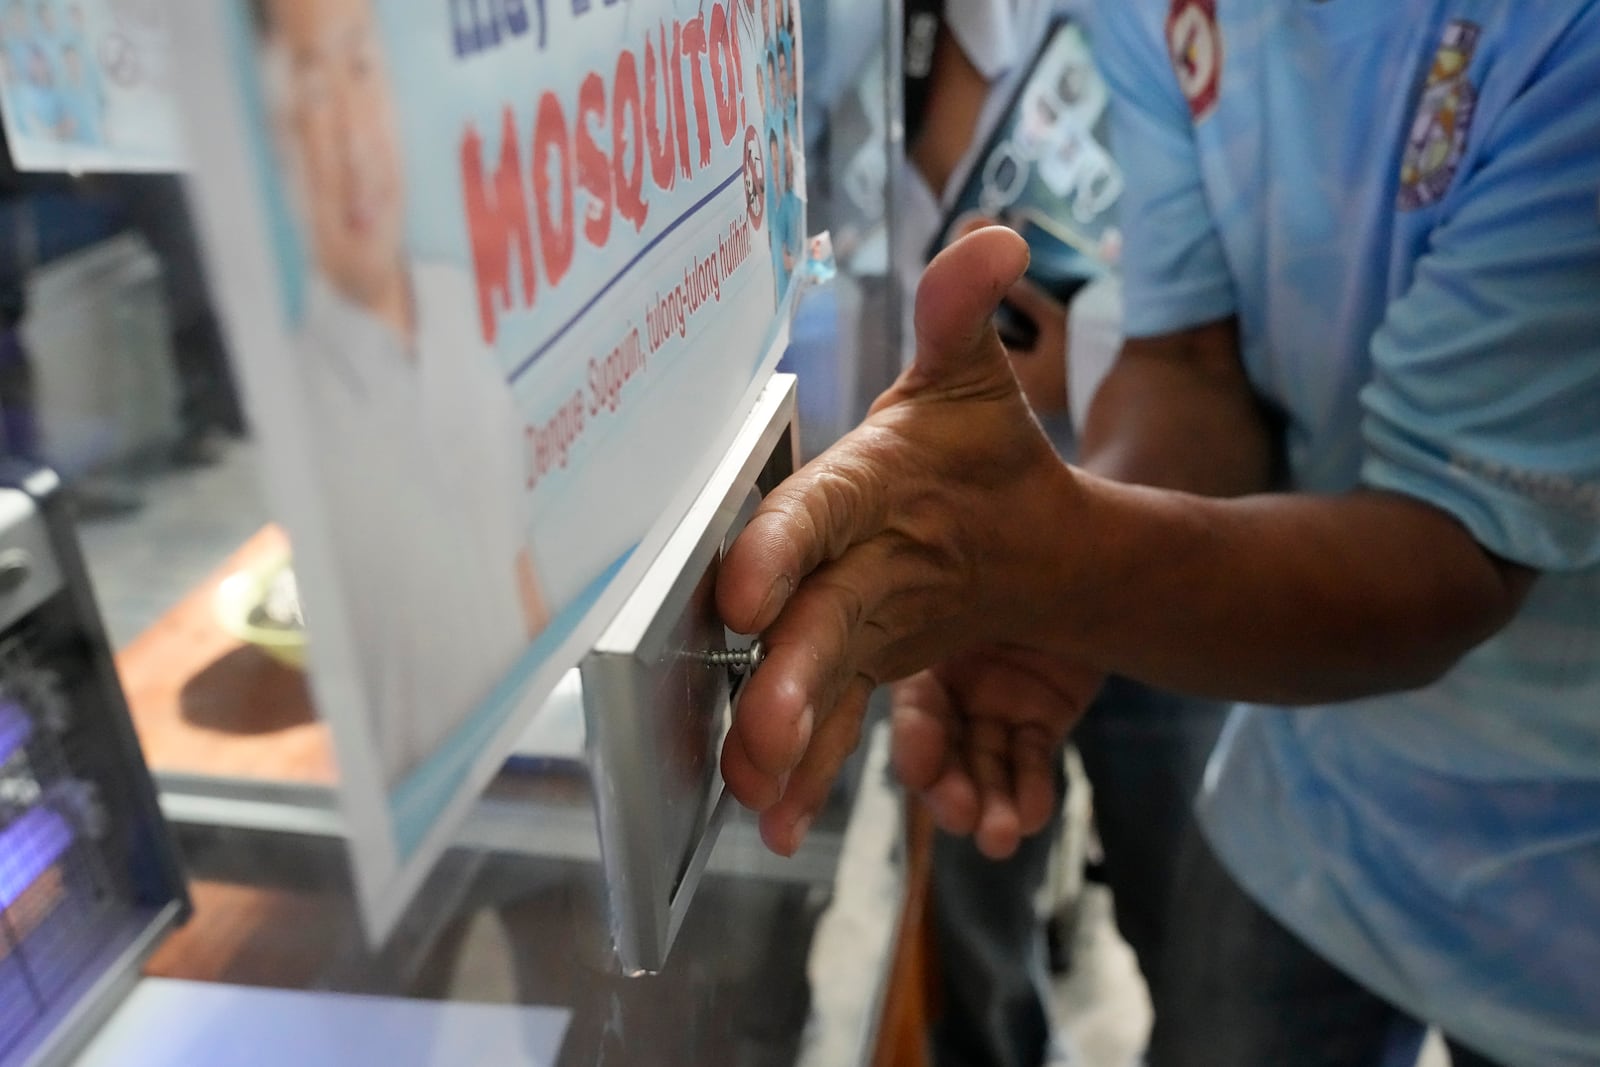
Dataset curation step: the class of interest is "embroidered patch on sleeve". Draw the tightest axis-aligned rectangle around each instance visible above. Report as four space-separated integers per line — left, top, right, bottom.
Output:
1398 20 1481 211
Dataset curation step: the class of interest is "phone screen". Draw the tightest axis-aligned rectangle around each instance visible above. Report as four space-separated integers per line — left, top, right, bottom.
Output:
931 18 1122 301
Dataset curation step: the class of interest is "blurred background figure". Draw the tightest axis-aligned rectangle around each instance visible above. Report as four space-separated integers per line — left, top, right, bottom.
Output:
100 173 245 464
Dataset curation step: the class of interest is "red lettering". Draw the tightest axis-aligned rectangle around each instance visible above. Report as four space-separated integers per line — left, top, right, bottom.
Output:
668 21 692 179
680 15 713 168
613 49 648 232
723 0 746 127
460 110 535 345
458 21 750 333
533 91 575 287
577 72 612 247
643 30 676 190
708 4 739 146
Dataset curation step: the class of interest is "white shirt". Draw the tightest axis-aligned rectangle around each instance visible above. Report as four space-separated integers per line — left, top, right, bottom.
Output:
297 261 532 787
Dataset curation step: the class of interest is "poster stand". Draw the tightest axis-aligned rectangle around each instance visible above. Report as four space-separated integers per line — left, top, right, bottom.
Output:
580 372 797 975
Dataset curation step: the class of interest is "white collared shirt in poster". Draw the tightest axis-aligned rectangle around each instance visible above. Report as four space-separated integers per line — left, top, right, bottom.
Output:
297 262 531 788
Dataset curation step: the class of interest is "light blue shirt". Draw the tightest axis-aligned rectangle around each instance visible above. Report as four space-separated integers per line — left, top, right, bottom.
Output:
60 85 103 145
1094 1 1600 1063
764 128 784 296
13 80 61 139
772 187 801 298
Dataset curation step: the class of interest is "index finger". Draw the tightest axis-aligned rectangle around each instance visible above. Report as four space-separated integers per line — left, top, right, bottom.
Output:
717 445 889 635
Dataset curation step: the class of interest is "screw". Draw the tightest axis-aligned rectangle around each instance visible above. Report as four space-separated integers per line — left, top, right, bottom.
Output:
698 639 765 675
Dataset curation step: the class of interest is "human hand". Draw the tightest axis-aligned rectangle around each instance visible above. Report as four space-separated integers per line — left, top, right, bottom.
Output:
893 647 1102 859
717 226 1085 855
951 215 1069 417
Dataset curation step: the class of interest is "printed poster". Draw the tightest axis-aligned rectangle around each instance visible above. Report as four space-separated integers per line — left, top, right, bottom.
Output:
170 0 807 941
0 0 184 171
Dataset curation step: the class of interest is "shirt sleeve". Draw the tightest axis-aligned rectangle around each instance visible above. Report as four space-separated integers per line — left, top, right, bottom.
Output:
1360 9 1600 573
1090 0 1235 337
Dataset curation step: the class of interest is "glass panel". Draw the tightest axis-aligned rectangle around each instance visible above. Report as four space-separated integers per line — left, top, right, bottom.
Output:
0 1 908 1063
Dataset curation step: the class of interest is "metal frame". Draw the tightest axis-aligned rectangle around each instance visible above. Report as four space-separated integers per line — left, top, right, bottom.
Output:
0 463 191 1067
581 374 799 975
156 772 844 885
17 900 185 1067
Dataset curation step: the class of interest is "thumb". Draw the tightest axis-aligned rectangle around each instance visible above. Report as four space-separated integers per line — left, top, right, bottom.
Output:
904 226 1030 399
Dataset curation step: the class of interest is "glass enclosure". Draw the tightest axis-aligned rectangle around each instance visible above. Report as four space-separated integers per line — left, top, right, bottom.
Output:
0 2 910 1065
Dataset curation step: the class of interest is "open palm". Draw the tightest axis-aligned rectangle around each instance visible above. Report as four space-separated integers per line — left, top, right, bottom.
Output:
892 646 1102 859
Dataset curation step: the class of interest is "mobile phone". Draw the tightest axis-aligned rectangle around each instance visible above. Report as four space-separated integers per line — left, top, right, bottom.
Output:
929 19 1120 346
993 214 1094 350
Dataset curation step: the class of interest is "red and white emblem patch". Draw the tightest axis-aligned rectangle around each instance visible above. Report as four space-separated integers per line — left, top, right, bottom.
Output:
1166 0 1222 121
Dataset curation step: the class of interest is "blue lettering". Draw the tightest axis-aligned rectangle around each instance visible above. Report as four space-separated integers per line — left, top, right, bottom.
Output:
454 0 545 57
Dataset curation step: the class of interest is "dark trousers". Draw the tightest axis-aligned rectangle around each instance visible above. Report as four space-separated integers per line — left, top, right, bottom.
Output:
1146 831 1504 1067
930 677 1227 1067
928 774 1062 1067
107 174 244 439
929 674 1510 1067
0 322 37 460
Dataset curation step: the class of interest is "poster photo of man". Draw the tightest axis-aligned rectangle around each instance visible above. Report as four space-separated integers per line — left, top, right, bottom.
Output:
249 0 549 789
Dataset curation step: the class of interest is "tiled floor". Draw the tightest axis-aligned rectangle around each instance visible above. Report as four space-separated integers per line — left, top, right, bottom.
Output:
76 441 270 650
